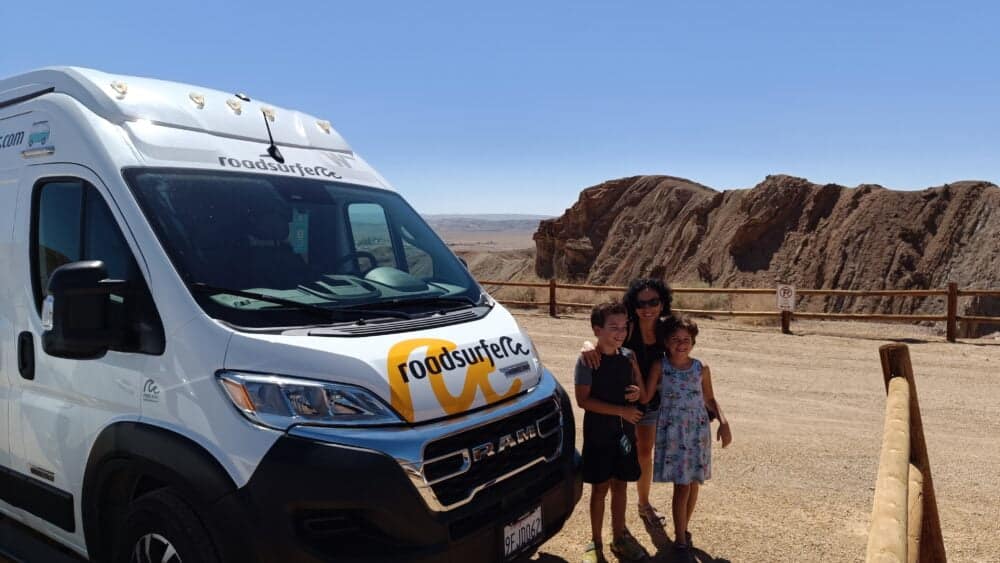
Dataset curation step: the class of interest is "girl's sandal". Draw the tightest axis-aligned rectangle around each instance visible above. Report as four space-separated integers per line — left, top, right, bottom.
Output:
638 503 666 525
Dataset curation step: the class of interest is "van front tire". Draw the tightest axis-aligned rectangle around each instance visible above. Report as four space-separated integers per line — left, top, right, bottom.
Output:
113 488 220 563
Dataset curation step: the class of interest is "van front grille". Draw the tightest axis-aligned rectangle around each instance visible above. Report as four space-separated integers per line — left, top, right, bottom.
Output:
422 399 561 507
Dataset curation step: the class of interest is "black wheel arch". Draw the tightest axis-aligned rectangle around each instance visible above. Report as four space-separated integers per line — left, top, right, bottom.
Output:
82 421 256 563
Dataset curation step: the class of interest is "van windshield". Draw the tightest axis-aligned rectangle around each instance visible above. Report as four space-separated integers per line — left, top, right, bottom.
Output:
124 168 485 328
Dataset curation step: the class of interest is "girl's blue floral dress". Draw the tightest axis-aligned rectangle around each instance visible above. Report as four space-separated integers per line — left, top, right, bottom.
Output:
653 358 711 484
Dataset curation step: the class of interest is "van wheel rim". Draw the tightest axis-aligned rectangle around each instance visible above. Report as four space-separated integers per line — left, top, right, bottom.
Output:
131 533 181 563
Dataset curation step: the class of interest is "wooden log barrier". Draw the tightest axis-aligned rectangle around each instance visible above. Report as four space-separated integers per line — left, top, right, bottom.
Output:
876 344 947 563
866 376 911 563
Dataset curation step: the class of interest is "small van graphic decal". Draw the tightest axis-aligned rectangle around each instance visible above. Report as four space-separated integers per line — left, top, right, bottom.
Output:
28 121 50 147
387 337 531 422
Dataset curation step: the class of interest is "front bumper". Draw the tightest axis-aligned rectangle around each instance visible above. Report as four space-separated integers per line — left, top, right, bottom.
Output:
233 378 582 562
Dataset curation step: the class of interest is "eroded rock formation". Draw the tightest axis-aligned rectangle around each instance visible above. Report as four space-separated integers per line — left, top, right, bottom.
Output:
534 175 1000 333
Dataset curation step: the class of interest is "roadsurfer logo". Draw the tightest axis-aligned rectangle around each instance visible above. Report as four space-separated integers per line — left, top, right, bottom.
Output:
387 336 532 422
216 151 355 178
217 156 342 178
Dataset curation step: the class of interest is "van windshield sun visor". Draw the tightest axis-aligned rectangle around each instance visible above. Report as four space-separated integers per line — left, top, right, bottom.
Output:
124 168 486 329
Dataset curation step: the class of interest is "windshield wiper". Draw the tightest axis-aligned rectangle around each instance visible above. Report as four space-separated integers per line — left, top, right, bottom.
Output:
188 283 411 321
387 295 483 308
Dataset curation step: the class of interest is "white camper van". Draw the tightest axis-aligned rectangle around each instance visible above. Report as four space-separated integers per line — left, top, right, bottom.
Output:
0 67 581 563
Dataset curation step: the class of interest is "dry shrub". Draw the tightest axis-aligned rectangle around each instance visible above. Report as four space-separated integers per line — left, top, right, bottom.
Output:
671 280 730 314
479 273 544 310
558 288 623 312
499 288 538 309
730 293 781 326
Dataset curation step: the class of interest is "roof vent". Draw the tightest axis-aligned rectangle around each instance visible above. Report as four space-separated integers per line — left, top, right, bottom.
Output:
226 98 243 115
109 80 128 99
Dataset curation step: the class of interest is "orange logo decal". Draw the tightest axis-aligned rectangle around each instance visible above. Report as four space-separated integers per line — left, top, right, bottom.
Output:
387 337 531 421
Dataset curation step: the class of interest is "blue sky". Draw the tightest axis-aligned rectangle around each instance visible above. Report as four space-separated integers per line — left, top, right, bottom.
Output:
2 1 997 214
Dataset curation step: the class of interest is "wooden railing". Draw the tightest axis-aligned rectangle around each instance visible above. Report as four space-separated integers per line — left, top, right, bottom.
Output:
477 279 1000 343
866 344 946 562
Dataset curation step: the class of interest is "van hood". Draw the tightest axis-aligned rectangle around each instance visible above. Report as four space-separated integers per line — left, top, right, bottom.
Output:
223 306 542 424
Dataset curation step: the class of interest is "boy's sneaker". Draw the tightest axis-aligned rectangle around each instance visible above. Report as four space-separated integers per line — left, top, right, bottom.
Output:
582 541 604 563
610 534 645 561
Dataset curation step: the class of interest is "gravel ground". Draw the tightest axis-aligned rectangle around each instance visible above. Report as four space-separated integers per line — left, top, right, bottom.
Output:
514 311 1000 563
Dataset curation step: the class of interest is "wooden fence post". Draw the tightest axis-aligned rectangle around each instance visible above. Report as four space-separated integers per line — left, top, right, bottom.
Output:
946 282 958 343
879 344 947 563
865 376 911 562
548 278 557 318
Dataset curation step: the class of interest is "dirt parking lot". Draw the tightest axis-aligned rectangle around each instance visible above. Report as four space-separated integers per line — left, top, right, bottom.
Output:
514 311 1000 563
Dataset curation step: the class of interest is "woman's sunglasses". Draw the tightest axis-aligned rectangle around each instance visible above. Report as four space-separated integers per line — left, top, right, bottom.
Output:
636 297 661 309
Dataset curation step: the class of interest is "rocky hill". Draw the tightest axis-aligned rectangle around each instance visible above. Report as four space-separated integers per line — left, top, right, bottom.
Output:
534 175 1000 332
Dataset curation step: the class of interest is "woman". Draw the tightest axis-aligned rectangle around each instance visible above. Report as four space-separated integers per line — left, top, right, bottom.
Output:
581 278 673 526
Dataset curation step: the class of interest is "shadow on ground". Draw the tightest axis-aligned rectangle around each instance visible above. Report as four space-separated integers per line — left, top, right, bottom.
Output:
640 518 731 563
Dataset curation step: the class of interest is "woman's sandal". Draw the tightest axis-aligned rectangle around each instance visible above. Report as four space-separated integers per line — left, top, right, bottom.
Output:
638 503 666 525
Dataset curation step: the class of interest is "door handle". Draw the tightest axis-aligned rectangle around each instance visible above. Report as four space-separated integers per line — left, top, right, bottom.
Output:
17 331 35 380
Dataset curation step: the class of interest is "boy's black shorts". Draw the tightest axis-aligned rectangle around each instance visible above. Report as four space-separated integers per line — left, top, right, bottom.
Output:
581 438 641 484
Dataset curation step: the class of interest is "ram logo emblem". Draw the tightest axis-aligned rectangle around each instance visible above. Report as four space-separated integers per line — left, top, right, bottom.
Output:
470 423 539 463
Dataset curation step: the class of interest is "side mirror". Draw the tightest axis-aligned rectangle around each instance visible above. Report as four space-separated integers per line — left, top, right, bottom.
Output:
41 260 125 359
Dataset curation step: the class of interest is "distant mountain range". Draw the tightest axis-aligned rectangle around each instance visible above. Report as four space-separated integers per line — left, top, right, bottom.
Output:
422 214 552 233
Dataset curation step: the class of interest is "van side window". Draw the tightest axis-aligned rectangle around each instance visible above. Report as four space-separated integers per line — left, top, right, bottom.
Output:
31 179 164 354
33 179 140 302
35 181 84 299
84 187 141 283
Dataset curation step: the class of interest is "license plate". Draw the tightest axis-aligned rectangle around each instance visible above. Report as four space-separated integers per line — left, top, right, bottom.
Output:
503 506 543 560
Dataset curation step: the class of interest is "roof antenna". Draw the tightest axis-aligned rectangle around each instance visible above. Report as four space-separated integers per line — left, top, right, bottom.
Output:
261 109 285 163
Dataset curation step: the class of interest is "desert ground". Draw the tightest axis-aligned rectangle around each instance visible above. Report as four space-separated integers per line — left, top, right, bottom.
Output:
0 312 994 563
513 310 999 563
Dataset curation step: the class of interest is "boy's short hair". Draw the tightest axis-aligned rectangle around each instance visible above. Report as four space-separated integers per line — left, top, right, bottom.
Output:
591 300 628 328
663 315 699 344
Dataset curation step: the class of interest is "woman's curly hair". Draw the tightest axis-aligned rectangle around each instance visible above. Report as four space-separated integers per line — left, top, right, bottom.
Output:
622 277 673 321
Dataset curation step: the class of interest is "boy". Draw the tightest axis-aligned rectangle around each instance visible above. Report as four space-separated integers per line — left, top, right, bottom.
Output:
575 301 647 562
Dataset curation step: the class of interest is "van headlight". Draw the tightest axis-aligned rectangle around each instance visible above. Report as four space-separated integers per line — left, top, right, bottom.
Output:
217 371 402 429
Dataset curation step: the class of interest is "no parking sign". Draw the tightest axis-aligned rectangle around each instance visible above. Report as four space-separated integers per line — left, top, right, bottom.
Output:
777 284 796 311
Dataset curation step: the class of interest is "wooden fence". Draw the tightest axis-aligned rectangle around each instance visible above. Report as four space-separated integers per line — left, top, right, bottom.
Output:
477 279 1000 343
866 344 946 562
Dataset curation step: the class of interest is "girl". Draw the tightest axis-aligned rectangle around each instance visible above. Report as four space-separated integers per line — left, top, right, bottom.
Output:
647 316 732 555
581 278 673 526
